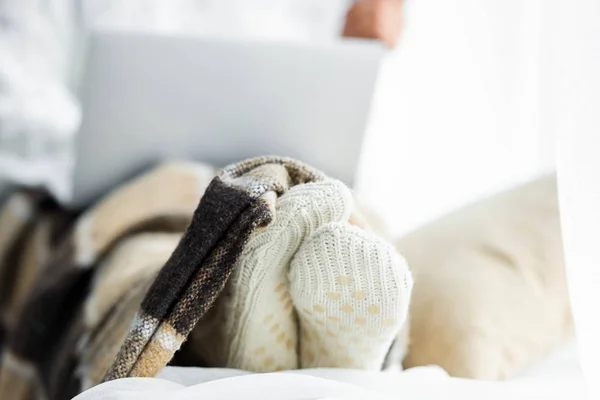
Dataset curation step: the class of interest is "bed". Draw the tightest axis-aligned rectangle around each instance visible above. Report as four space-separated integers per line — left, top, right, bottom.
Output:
75 340 584 399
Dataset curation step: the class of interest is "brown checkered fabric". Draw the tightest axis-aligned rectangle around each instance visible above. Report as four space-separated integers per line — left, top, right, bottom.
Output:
104 156 324 381
0 157 324 400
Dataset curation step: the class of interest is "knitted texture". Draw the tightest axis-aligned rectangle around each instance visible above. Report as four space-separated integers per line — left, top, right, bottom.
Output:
0 162 216 400
190 180 353 371
0 155 413 400
105 157 325 382
289 222 413 369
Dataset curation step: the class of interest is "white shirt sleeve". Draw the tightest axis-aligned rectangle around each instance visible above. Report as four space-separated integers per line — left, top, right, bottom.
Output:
0 0 81 201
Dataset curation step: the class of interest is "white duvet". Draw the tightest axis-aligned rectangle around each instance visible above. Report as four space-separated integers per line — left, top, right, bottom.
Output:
75 342 586 400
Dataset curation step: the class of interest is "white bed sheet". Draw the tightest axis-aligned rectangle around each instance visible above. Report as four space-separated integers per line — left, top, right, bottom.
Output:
517 340 581 382
75 341 586 400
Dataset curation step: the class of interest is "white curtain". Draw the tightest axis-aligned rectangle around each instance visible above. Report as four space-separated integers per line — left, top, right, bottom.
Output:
552 0 600 398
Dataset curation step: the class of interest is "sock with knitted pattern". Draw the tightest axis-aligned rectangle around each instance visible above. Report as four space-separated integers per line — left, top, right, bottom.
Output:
193 180 353 372
289 222 413 370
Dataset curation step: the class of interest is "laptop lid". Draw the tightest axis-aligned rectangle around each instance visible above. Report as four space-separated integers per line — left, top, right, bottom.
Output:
71 30 384 208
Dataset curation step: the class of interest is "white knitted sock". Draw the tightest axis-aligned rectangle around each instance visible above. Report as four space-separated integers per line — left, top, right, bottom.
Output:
204 180 352 372
289 222 413 370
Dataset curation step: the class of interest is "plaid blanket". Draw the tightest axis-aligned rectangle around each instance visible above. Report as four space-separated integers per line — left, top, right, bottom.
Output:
0 156 326 400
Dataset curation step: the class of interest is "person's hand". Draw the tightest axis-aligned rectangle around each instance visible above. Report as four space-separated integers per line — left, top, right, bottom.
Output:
342 0 404 48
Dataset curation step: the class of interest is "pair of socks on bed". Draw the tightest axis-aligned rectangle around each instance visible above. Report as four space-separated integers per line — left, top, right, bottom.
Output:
191 179 413 371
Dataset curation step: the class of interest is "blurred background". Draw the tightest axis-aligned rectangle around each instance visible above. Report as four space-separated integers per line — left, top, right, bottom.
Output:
357 0 557 236
0 0 561 235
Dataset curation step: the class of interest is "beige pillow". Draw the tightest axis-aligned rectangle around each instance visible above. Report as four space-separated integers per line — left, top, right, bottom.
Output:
396 174 574 379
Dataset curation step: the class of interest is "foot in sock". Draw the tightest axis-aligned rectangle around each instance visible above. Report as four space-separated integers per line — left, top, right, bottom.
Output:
196 180 352 372
289 222 413 370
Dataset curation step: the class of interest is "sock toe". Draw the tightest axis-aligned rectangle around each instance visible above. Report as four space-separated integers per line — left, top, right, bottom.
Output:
289 222 413 369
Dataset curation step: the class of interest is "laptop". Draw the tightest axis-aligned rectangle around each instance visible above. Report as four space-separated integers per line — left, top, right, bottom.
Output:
70 30 385 208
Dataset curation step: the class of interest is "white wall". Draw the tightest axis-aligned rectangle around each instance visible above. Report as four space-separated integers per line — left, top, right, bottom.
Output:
356 0 556 236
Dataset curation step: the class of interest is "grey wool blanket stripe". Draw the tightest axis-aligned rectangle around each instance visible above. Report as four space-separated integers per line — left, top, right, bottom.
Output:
0 156 325 400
